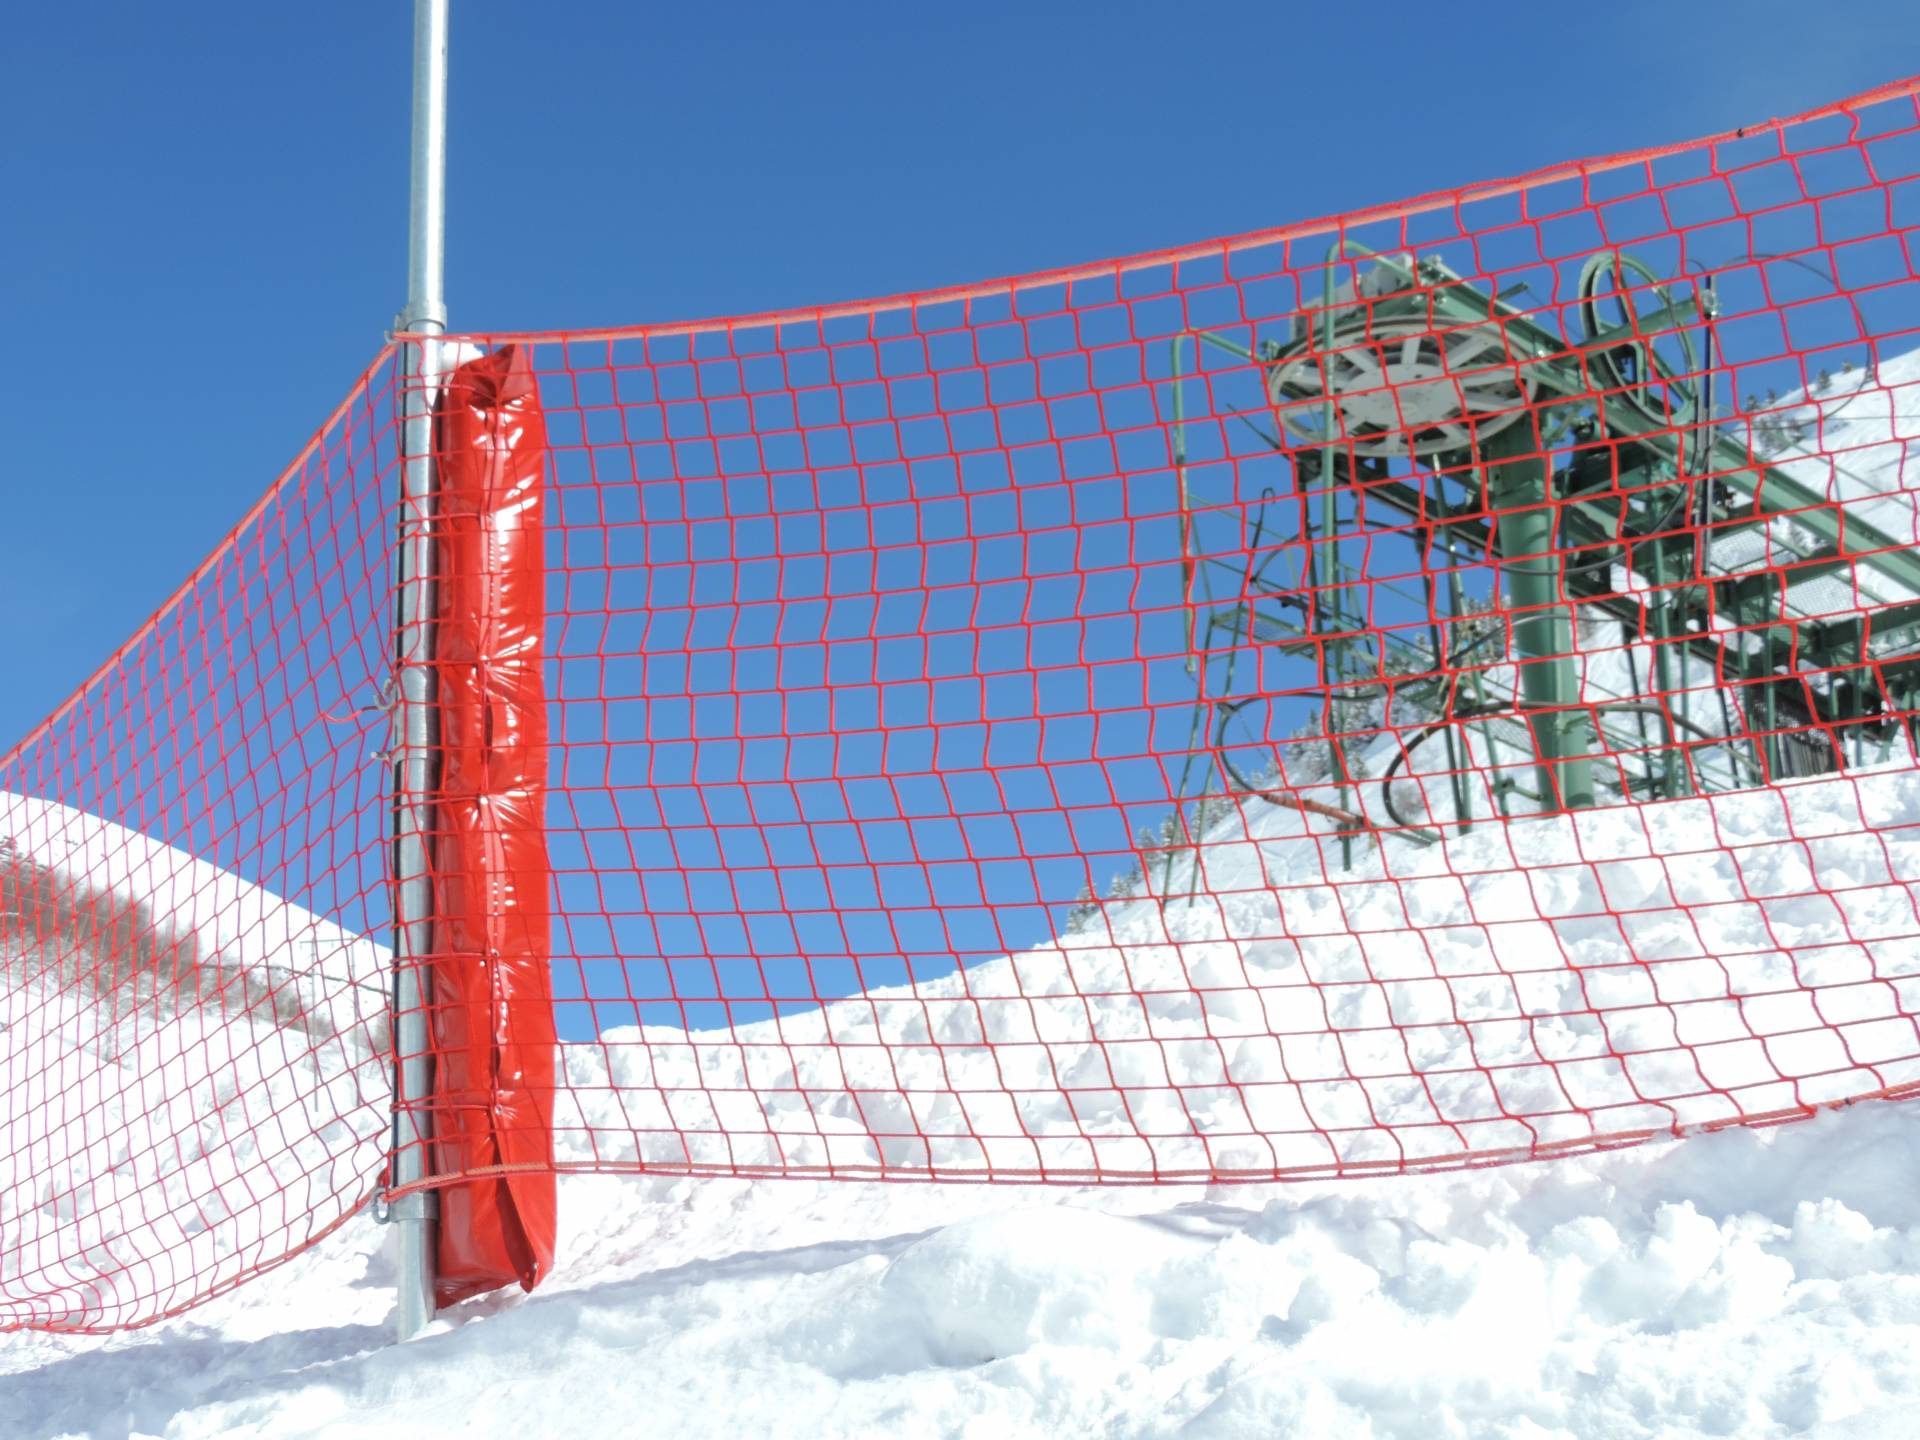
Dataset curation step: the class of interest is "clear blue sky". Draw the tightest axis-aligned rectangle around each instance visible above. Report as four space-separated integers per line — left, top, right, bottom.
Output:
0 0 1911 746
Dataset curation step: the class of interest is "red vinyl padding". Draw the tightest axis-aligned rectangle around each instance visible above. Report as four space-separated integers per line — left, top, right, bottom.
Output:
430 344 558 1306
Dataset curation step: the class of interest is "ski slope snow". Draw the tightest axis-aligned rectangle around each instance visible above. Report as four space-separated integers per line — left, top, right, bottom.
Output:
6 1095 1920 1438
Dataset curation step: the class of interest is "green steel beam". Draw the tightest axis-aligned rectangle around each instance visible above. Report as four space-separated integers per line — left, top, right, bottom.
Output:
1182 244 1920 820
1482 420 1598 810
1349 252 1920 604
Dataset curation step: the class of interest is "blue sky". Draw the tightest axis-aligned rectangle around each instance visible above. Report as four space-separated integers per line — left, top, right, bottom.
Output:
1 0 1912 745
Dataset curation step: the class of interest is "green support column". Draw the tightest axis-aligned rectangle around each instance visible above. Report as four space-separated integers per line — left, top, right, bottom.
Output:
1483 421 1597 811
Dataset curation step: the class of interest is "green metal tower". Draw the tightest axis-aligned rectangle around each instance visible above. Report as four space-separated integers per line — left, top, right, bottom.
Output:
1168 245 1920 863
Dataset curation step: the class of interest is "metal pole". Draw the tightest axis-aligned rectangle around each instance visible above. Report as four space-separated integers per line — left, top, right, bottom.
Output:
1484 420 1596 812
1417 532 1471 834
391 0 449 1345
1316 247 1353 869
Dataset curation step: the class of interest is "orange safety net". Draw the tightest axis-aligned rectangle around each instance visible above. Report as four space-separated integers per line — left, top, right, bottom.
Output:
7 73 1920 1333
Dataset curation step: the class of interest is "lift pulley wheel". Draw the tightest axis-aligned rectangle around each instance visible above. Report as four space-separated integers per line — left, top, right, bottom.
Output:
1267 315 1534 458
1577 251 1701 430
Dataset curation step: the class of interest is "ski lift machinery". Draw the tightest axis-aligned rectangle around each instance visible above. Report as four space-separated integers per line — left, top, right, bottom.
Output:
1167 244 1920 869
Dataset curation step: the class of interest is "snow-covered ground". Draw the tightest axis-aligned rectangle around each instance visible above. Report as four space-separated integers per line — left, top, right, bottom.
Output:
6 1096 1920 1438
545 762 1920 1183
12 758 1920 1324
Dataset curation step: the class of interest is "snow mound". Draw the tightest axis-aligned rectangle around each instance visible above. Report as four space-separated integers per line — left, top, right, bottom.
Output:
1770 347 1920 549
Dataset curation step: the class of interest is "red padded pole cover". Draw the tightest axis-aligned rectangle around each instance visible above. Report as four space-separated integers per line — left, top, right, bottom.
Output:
429 344 558 1306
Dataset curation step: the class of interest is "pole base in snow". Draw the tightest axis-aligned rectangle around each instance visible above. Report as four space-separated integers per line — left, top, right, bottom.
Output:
392 1190 438 1342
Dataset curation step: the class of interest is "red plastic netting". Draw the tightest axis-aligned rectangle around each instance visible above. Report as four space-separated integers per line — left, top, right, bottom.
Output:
483 76 1920 1187
0 353 402 1330
10 74 1920 1333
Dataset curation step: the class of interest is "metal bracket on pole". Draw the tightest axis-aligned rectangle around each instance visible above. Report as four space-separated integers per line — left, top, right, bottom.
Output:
391 0 449 1345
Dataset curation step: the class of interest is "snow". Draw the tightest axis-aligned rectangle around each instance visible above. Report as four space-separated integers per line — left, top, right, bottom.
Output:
19 765 1920 1332
1770 349 1920 558
7 1098 1920 1438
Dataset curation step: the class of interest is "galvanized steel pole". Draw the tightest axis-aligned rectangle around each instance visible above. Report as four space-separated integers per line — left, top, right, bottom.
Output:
391 0 449 1345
